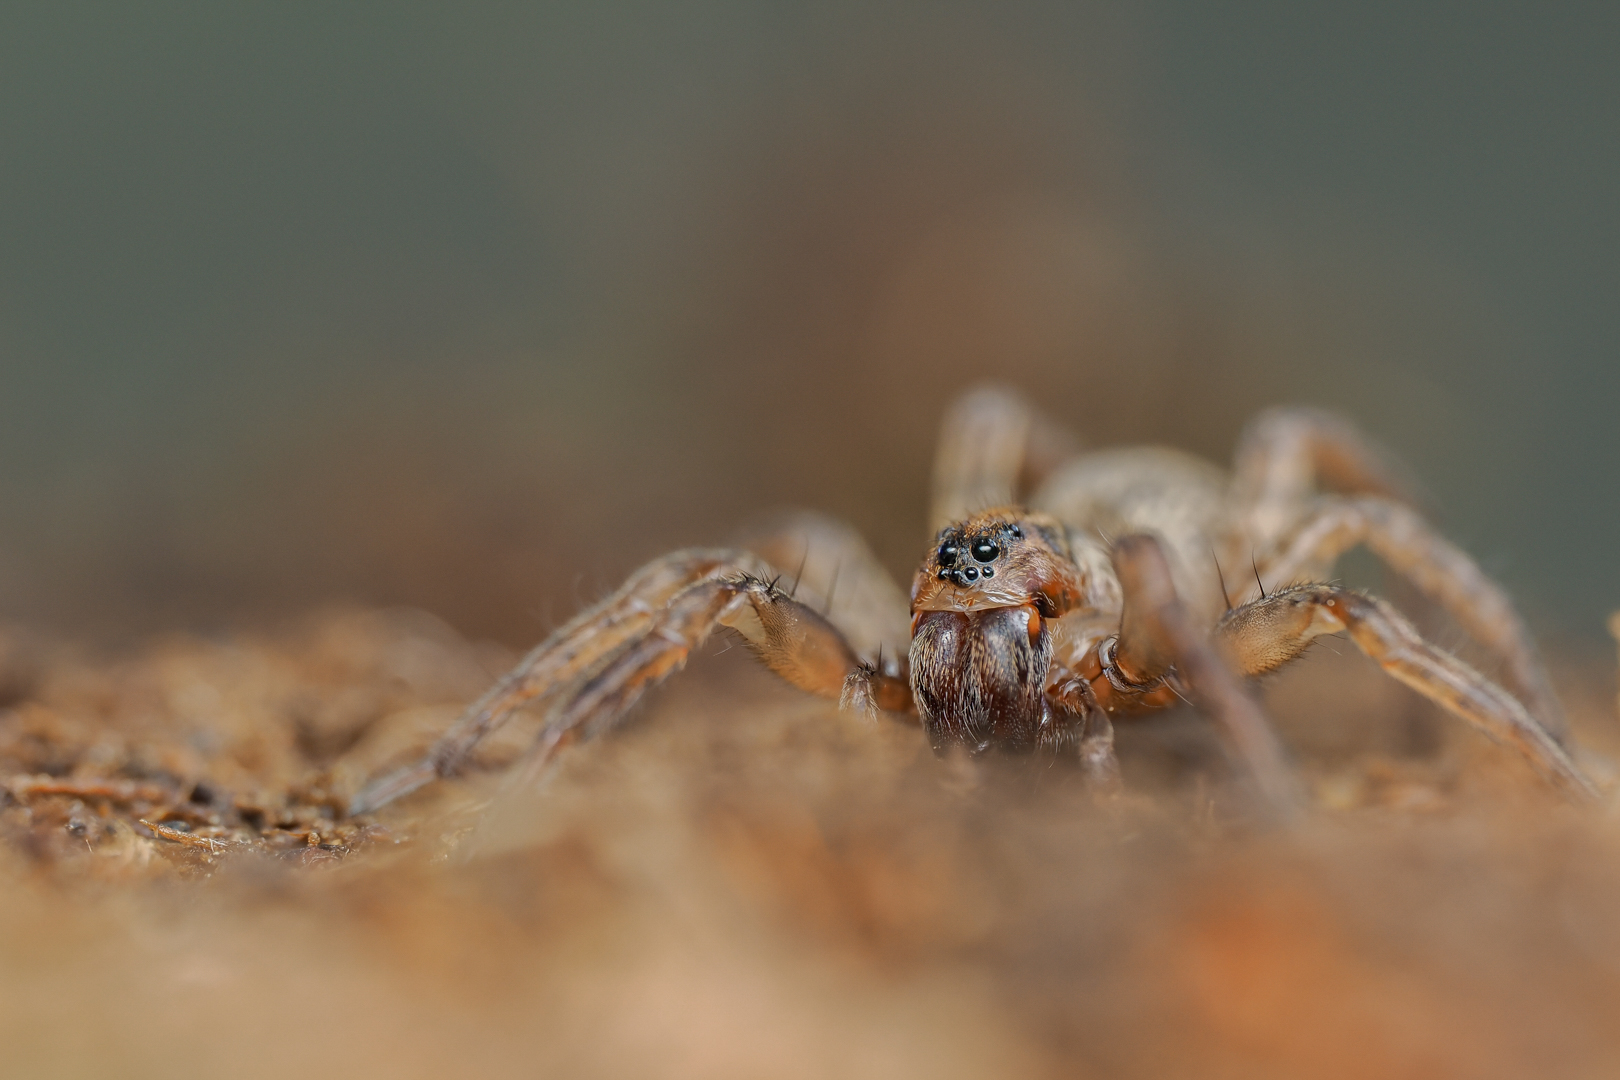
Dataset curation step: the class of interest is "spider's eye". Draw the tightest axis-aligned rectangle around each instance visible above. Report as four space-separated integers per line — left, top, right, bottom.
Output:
937 542 960 566
958 566 979 583
970 540 1000 562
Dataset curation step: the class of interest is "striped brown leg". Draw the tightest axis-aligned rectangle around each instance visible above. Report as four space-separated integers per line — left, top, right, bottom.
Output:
1215 584 1596 801
1231 405 1412 549
350 557 911 815
1254 495 1568 743
929 385 1078 533
504 571 914 792
349 549 756 813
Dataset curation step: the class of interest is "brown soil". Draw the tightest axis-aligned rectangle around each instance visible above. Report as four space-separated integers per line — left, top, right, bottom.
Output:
2 607 1619 1079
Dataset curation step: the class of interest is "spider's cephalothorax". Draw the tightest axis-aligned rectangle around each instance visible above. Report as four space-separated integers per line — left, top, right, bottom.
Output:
350 387 1599 819
908 511 1083 754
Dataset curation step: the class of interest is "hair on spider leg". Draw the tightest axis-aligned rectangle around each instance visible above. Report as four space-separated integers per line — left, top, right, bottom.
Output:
472 644 514 683
788 543 810 599
823 559 842 617
569 568 591 611
1163 675 1196 710
1251 554 1267 600
1211 547 1233 612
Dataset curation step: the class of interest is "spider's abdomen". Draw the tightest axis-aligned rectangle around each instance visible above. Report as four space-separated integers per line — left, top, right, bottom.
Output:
909 607 1052 754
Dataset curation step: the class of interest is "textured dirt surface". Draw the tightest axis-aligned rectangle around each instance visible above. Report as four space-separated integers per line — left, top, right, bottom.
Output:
3 607 1620 1079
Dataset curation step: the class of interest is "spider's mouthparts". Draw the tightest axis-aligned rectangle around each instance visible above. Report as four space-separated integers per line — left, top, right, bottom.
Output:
909 606 1053 751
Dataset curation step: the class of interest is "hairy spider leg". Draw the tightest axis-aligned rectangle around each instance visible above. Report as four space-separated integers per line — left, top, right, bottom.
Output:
504 572 913 787
931 385 1033 533
1231 404 1414 549
929 385 1078 533
349 548 770 815
351 559 910 815
1109 534 1304 818
1215 584 1596 801
1254 494 1568 743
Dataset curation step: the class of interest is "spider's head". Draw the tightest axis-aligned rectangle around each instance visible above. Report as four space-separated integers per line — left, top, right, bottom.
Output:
906 509 1085 753
910 509 1080 616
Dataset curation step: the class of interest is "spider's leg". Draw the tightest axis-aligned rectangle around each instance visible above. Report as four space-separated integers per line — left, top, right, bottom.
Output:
349 548 770 815
1216 584 1597 801
1231 405 1413 549
1109 533 1303 818
737 510 911 673
929 385 1078 532
351 562 913 815
510 573 914 784
1253 494 1568 743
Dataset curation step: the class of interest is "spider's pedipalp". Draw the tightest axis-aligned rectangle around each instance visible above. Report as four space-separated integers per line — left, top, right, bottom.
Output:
838 661 883 721
739 510 912 666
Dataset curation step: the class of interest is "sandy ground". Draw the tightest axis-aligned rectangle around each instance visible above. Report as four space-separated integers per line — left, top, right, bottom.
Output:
2 606 1619 1079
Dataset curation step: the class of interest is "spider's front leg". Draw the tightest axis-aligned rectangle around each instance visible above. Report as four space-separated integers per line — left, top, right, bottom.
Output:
537 570 911 748
1103 534 1305 817
349 551 912 816
1215 585 1598 801
350 549 746 813
1254 494 1568 743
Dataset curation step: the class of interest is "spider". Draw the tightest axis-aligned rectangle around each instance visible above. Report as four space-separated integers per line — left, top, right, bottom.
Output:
350 387 1596 818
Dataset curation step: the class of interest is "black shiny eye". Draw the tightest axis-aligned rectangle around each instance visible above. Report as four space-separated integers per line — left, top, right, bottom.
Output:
959 566 979 583
1009 525 1023 539
971 540 1000 562
937 542 959 567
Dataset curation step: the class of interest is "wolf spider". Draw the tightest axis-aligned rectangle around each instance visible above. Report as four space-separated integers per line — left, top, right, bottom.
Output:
350 387 1595 818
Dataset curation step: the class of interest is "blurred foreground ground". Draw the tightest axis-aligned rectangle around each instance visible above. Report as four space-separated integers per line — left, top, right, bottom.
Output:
2 606 1620 1079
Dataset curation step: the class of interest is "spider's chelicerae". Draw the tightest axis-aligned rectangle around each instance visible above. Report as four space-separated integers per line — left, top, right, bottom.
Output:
351 387 1596 817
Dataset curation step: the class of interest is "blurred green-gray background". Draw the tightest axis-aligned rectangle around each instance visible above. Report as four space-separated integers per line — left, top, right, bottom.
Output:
1 2 1615 645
